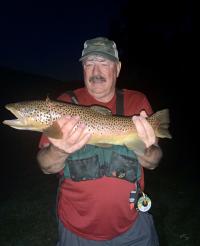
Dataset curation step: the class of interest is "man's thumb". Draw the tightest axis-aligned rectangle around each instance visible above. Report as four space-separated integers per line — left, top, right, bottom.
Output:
140 110 148 118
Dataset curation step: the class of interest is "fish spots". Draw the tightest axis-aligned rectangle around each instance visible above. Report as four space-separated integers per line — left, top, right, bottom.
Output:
7 100 135 135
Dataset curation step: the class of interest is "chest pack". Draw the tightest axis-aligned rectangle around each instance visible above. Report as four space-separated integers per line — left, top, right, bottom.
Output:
63 89 141 183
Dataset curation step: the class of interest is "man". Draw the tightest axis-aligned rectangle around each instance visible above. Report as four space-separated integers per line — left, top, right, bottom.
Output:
37 37 162 245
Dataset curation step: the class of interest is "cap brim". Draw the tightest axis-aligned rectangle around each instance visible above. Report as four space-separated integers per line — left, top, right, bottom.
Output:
79 51 119 62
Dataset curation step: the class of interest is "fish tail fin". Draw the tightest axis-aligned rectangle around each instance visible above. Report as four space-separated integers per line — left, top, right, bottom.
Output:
150 109 172 139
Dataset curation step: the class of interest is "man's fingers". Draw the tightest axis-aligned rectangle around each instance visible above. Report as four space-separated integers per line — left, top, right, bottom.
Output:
139 111 155 145
132 116 156 148
66 123 88 145
61 116 81 137
50 115 91 153
48 116 82 149
133 116 147 140
56 116 72 128
139 115 156 146
67 132 91 153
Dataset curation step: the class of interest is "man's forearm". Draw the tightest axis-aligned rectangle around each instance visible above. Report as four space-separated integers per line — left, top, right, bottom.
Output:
138 145 163 170
37 144 69 174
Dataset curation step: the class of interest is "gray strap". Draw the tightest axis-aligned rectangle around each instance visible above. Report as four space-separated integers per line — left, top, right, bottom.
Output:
116 89 124 116
66 90 79 104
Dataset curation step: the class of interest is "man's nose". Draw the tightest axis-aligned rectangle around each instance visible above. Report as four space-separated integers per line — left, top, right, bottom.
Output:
92 64 101 75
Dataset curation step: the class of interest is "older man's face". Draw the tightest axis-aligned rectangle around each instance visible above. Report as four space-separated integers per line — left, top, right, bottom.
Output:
82 55 121 102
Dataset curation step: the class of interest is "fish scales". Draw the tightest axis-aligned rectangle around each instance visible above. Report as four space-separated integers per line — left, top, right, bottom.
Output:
21 100 135 135
3 99 172 154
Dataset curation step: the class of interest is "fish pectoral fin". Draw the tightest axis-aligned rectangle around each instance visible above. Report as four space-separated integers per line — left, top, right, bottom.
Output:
126 139 146 156
90 105 112 115
43 122 63 139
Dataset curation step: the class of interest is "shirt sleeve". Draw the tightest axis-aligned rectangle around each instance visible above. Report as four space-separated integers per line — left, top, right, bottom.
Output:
141 95 153 116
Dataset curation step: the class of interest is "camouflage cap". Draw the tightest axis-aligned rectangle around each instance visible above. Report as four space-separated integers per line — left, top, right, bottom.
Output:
79 37 119 62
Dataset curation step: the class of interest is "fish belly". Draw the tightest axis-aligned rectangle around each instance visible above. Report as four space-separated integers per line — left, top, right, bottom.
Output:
88 132 136 146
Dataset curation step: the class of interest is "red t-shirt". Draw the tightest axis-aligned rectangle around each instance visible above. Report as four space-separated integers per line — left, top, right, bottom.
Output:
39 87 153 240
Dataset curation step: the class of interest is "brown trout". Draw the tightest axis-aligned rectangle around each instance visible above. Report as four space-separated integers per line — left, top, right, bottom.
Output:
3 98 172 154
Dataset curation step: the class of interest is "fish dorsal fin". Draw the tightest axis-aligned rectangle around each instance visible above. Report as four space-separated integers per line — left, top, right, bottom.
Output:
43 121 63 139
45 95 51 102
90 105 112 115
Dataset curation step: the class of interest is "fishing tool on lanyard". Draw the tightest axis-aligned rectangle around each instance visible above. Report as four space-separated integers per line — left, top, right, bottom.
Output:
129 182 151 212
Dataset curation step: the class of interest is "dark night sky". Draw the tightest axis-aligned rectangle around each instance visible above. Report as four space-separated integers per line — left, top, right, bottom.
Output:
0 0 192 81
0 0 127 81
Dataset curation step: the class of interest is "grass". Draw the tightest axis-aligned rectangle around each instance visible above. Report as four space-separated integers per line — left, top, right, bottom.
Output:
145 165 199 246
0 172 58 246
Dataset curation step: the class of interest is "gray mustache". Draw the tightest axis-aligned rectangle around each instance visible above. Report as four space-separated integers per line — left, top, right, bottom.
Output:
89 75 106 82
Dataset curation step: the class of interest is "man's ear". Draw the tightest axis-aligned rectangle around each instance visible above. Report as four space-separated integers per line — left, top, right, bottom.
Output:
116 61 121 77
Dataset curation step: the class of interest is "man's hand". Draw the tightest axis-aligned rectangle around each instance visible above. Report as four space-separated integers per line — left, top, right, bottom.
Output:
132 110 162 169
132 110 156 148
48 115 91 154
37 116 91 174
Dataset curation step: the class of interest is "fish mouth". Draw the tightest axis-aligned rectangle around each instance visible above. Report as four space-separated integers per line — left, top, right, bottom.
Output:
3 105 26 129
